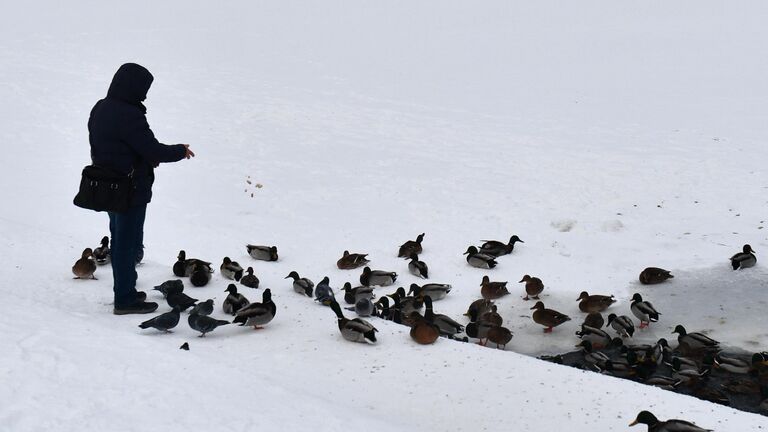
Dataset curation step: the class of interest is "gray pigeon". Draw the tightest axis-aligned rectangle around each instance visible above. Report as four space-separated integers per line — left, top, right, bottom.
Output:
138 307 181 332
167 292 198 312
314 276 335 306
189 299 214 316
345 297 374 317
188 313 230 337
153 280 184 298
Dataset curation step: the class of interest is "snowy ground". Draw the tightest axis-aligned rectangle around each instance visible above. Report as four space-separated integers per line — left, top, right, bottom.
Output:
1 1 768 431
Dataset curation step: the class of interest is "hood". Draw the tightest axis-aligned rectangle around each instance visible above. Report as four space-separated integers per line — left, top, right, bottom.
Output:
106 63 154 105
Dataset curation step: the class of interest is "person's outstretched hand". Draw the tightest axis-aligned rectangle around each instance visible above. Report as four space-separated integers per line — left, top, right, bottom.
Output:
183 144 195 159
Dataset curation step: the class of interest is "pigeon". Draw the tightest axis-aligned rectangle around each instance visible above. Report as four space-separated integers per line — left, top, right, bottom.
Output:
314 276 336 305
166 292 198 312
153 280 184 298
138 307 181 332
189 299 214 316
188 313 230 337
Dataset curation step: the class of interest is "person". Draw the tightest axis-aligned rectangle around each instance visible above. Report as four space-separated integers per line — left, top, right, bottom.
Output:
88 63 195 315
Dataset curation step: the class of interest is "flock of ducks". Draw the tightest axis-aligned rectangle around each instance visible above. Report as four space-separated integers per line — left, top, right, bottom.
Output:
72 233 765 424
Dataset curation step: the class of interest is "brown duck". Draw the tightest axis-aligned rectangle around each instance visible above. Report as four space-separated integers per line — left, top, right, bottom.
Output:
336 250 370 270
530 301 571 333
480 276 510 300
398 233 425 258
479 304 503 327
577 291 616 313
464 298 494 322
72 248 97 279
638 267 674 285
408 311 440 344
486 325 513 349
519 274 543 300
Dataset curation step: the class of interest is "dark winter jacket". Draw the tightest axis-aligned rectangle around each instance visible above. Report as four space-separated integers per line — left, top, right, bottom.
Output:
88 63 186 206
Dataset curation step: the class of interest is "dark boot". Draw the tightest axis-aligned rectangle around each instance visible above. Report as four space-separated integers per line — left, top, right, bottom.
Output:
114 301 158 315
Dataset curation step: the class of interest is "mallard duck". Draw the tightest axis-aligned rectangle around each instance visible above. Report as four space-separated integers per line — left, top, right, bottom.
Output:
479 235 524 257
408 283 451 301
693 386 730 406
387 287 423 316
233 288 276 329
285 271 314 297
407 253 429 279
629 410 712 432
189 299 214 316
240 267 260 289
576 291 616 313
651 338 673 365
172 250 187 277
576 324 612 349
223 284 249 315
93 236 110 265
465 321 494 345
72 248 97 279
583 312 604 329
630 293 660 328
188 313 230 337
714 353 751 374
167 291 198 312
360 266 397 287
486 325 513 349
519 274 543 300
374 297 403 324
752 352 768 377
138 307 181 332
730 244 756 270
479 304 503 327
220 257 244 281
423 296 463 336
669 358 707 384
329 300 377 343
340 282 374 304
153 279 184 298
672 325 719 352
721 378 760 395
480 275 510 300
463 246 497 269
408 311 440 345
246 244 278 261
638 267 674 285
760 385 768 413
336 250 370 270
398 233 425 258
607 313 635 338
644 376 682 391
464 298 494 322
576 340 610 369
530 301 571 333
190 262 212 287
314 276 336 305
600 359 637 378
173 250 212 277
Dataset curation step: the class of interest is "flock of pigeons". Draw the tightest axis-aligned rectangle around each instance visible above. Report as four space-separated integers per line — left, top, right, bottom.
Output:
71 233 766 426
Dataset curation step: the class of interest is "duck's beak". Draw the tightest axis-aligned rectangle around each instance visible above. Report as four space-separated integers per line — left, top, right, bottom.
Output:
628 420 638 427
530 305 537 310
518 278 525 283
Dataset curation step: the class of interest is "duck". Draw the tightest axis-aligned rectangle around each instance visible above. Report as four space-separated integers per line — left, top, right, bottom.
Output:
464 298 495 322
189 299 214 316
519 274 543 300
463 246 497 269
651 338 674 365
480 275 510 300
233 288 276 329
423 296 464 336
188 313 230 337
240 267 260 289
398 233 425 258
138 307 181 333
93 236 110 265
374 297 403 324
360 266 397 287
340 282 374 304
336 250 370 270
172 250 187 277
583 312 604 329
246 244 278 261
408 283 451 301
329 300 377 343
285 271 314 297
576 340 610 369
643 375 682 391
479 305 503 327
760 386 768 413
408 311 441 345
387 287 423 316
166 291 198 312
576 291 616 313
478 235 524 257
630 293 661 328
220 257 244 281
672 325 719 352
190 262 212 287
607 313 635 338
486 325 513 349
407 253 429 279
576 324 612 349
72 248 97 279
153 279 184 298
173 250 212 277
629 410 712 432
638 267 674 285
721 378 760 395
714 352 751 374
465 321 494 345
530 301 571 333
314 276 336 305
730 244 756 270
223 284 249 315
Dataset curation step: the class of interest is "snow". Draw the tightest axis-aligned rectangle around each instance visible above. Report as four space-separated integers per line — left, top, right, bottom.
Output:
1 1 768 431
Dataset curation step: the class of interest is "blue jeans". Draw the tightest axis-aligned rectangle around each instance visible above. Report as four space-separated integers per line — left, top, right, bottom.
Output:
108 204 147 307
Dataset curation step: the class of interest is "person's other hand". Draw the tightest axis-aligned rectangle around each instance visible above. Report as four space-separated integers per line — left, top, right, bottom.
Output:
183 144 195 159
